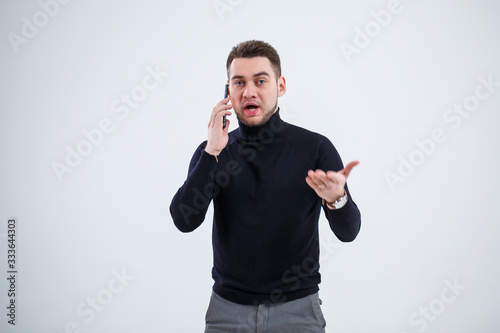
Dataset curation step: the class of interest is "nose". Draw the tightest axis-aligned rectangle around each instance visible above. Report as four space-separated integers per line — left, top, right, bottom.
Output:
242 82 257 99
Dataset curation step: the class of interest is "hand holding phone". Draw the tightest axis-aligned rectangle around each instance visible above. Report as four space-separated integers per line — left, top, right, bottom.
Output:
223 84 229 128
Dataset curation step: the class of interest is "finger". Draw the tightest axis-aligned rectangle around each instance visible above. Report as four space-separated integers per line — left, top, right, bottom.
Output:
340 160 360 179
211 99 232 119
216 103 233 115
307 170 328 189
312 169 332 186
209 107 232 128
305 176 322 191
212 111 232 129
307 170 322 186
325 170 344 183
219 110 232 125
307 169 326 179
216 96 231 106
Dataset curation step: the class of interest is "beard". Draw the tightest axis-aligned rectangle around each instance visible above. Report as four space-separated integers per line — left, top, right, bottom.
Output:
235 100 279 127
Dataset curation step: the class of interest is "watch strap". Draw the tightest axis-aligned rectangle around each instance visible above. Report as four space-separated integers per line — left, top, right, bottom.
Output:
322 191 348 210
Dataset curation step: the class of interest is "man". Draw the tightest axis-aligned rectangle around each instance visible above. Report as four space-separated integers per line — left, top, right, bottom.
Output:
170 40 361 333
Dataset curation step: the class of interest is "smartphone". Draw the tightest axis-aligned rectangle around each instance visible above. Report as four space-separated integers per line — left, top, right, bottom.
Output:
223 84 229 128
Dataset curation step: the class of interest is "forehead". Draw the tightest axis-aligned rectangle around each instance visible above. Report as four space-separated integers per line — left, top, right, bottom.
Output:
229 57 275 79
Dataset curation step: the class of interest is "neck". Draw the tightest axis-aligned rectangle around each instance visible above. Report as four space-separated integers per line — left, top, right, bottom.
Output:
237 108 286 139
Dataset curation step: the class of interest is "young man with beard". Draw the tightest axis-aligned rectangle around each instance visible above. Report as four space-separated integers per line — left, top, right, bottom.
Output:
170 40 361 333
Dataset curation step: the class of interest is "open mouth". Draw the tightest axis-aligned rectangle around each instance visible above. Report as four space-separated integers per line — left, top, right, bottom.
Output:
244 102 260 116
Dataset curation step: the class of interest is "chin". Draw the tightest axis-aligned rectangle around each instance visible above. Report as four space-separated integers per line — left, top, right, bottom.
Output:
236 107 275 127
245 118 265 126
246 114 275 127
236 113 261 127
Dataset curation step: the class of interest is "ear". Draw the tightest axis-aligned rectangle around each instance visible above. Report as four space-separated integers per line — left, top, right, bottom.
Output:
278 76 286 97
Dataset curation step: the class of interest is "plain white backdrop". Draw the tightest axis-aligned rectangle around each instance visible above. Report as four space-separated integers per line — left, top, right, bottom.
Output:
1 0 500 332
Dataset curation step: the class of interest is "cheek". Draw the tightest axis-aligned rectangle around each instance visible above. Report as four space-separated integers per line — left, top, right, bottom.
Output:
229 95 237 106
230 91 242 102
262 91 277 103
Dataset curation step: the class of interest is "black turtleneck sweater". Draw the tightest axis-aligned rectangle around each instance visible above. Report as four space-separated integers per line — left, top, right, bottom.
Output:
170 110 361 305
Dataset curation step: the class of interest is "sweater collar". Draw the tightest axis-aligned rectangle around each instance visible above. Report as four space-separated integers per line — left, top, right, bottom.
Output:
237 108 285 138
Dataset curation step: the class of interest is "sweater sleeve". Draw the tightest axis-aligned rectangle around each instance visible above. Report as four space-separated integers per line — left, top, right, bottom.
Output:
169 142 218 232
317 139 361 242
323 184 361 242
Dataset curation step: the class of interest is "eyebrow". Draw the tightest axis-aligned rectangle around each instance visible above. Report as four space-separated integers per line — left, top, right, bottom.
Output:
231 71 271 81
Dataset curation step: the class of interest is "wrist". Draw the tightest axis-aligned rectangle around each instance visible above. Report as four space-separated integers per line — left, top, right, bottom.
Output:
323 191 348 210
204 146 221 163
204 146 221 157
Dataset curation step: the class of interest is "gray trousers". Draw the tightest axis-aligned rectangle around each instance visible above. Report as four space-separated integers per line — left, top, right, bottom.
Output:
204 291 326 333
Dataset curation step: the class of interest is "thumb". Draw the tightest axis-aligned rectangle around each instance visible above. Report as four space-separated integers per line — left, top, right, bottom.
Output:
340 160 360 178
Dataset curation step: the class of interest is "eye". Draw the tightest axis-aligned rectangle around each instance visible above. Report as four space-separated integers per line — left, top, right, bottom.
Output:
257 79 266 85
234 81 243 86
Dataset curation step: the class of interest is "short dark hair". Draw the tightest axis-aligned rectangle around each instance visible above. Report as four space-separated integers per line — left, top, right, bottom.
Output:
226 40 281 80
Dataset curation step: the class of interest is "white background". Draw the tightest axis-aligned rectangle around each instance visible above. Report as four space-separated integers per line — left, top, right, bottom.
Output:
1 0 500 332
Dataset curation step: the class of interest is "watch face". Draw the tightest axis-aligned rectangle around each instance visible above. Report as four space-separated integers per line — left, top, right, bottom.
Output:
334 195 347 209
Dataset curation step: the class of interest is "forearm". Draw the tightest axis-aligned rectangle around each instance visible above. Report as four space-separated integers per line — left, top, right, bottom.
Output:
324 188 361 242
170 148 218 232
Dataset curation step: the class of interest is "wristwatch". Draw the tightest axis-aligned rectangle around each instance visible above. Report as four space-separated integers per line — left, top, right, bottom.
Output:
324 192 348 210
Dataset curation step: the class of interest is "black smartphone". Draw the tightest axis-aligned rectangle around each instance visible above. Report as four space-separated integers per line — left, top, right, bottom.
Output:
223 84 229 128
